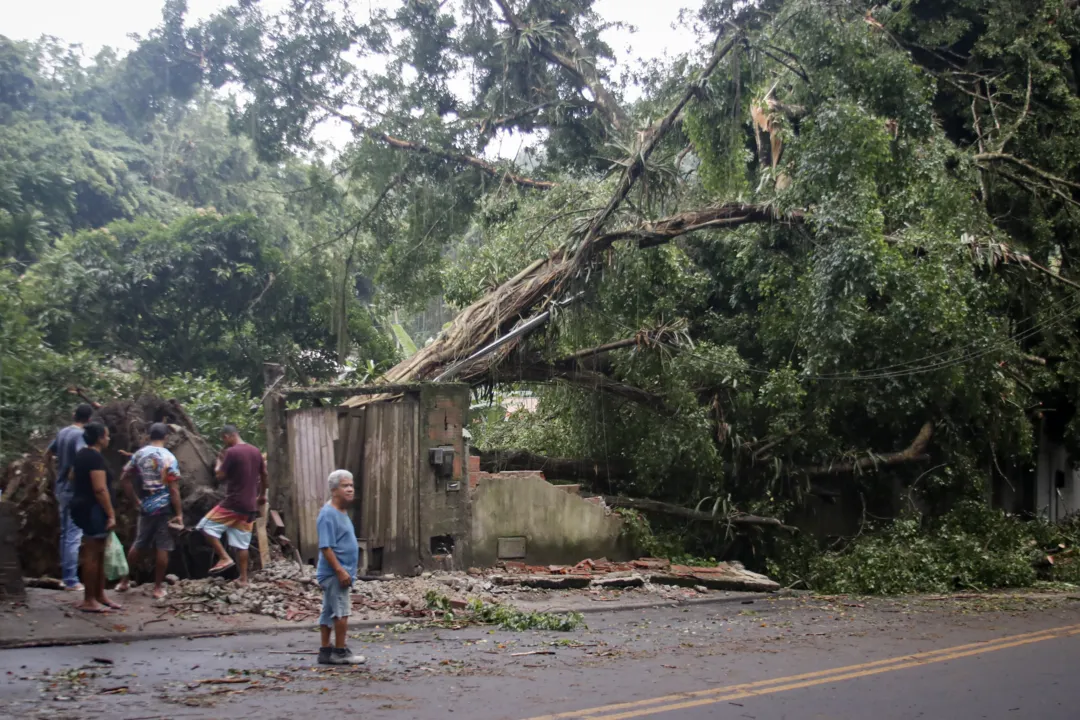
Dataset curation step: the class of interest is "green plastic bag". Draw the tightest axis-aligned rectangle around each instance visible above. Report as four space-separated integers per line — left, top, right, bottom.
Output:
104 531 128 582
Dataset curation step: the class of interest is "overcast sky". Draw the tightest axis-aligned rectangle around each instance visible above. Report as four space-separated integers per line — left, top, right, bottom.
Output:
6 0 704 154
6 0 702 69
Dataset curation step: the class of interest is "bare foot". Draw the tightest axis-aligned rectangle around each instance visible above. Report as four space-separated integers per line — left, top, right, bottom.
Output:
116 580 130 592
236 579 249 588
152 586 167 599
64 583 85 592
98 596 123 610
74 600 110 613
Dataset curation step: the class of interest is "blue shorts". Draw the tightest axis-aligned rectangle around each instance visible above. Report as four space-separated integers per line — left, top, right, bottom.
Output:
70 502 109 540
318 576 352 626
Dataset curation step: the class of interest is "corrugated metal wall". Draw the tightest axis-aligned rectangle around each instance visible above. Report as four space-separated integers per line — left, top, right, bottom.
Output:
286 407 340 564
360 399 420 575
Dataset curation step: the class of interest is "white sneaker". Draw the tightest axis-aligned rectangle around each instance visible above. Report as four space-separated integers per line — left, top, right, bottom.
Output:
326 647 366 665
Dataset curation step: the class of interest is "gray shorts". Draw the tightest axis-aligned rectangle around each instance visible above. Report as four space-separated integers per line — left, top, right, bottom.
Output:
133 513 175 551
319 576 352 626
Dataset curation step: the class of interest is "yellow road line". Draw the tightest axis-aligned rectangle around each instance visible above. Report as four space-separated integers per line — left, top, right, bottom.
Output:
524 623 1080 720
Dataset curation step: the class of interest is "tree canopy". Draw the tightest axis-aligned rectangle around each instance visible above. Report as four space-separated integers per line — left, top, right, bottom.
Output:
6 0 1080 572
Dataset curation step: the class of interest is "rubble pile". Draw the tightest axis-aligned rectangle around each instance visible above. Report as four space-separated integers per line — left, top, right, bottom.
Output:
492 557 781 593
159 561 499 622
152 557 781 624
161 562 322 621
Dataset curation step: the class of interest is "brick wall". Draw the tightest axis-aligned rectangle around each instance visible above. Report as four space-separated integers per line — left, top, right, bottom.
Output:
469 468 546 491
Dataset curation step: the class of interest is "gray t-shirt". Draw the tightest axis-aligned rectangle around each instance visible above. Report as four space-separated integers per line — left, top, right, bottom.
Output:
48 425 86 484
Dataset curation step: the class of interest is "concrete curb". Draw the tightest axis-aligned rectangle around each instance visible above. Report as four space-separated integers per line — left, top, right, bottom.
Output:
0 592 781 649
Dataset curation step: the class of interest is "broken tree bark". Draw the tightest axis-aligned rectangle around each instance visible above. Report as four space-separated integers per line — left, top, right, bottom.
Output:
344 33 748 405
797 422 934 477
603 496 796 531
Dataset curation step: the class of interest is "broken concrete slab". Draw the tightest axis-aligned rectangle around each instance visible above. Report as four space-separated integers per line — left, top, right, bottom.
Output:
591 574 646 589
650 569 780 593
491 574 593 590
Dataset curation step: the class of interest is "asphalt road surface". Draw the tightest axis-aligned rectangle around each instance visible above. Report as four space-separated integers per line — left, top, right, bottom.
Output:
1 591 1078 719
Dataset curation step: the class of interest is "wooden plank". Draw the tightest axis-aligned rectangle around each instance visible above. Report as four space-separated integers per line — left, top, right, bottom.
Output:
346 410 365 538
287 407 341 566
334 412 347 468
255 503 270 570
286 412 299 552
263 363 291 533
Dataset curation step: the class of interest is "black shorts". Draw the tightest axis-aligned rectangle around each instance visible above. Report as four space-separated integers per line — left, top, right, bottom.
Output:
133 513 175 551
71 502 109 539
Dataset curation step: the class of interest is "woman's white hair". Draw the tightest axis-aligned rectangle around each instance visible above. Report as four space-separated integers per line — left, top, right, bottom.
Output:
327 469 353 495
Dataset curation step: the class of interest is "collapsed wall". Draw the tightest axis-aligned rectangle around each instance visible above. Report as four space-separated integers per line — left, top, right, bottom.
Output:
470 466 632 567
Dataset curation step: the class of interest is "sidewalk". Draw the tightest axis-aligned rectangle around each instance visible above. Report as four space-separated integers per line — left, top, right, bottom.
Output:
0 587 295 649
0 584 770 649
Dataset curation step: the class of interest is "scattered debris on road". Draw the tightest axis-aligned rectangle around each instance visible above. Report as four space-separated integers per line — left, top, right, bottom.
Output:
142 557 777 624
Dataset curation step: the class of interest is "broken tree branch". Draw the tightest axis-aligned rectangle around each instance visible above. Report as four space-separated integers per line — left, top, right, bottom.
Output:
344 32 743 403
603 496 796 532
321 105 555 191
974 152 1080 193
796 422 933 477
493 0 629 132
600 204 801 249
515 363 673 411
573 31 742 263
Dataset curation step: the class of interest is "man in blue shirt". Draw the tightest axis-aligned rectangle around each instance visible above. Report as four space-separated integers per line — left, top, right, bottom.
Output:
315 470 364 665
45 404 94 590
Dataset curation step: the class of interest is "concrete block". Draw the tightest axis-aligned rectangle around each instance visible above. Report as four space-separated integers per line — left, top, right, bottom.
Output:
591 574 645 589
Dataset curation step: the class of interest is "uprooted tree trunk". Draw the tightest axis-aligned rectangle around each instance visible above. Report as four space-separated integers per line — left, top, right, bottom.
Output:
0 395 231 580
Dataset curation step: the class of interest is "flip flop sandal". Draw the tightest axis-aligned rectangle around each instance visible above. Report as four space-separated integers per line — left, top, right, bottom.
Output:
209 560 236 575
102 600 123 610
76 605 113 614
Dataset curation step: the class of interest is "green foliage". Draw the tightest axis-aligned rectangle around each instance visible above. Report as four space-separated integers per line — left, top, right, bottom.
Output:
152 374 263 447
10 0 1080 586
422 591 584 631
768 503 1080 595
0 26 398 460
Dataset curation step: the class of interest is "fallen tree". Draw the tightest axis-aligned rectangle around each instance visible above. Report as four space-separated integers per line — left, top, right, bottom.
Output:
603 496 796 532
343 31 782 405
480 449 634 482
0 395 246 580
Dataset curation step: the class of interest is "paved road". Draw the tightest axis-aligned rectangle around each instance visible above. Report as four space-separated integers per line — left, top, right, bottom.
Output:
1 592 1078 719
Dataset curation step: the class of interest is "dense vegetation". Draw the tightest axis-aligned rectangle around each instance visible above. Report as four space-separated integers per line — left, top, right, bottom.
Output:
6 0 1080 590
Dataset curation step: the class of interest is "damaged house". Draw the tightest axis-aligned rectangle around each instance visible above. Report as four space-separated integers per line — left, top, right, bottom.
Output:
262 365 629 576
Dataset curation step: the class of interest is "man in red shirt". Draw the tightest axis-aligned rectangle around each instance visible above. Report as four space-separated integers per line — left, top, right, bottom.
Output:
196 425 267 585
